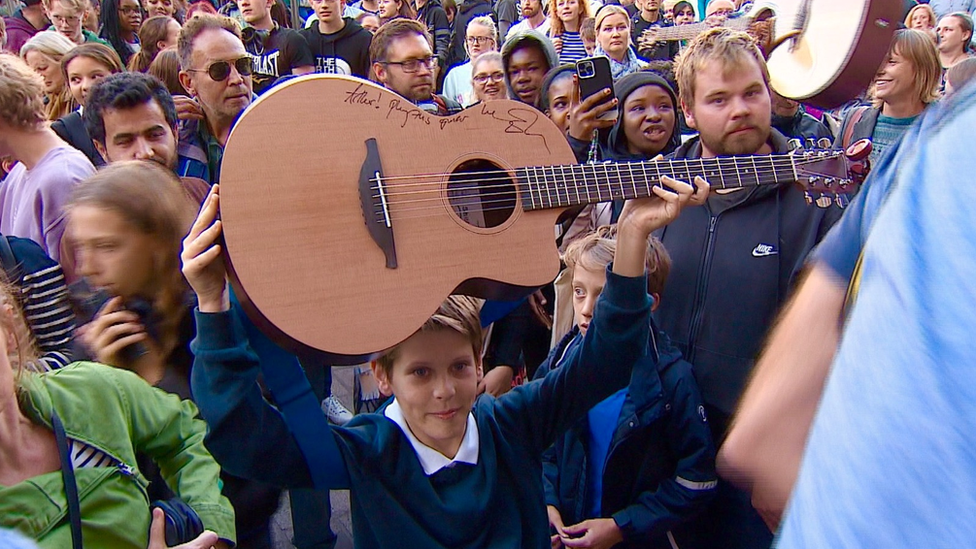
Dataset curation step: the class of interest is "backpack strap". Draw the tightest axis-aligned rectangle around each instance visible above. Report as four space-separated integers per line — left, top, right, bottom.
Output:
842 106 869 150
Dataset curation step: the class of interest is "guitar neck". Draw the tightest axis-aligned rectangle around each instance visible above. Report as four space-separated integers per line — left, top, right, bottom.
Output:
517 155 797 211
646 17 751 42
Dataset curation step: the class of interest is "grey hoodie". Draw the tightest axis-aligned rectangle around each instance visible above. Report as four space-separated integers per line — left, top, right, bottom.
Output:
501 29 559 107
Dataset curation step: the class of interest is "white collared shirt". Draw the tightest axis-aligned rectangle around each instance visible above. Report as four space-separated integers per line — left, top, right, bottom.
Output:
384 399 480 476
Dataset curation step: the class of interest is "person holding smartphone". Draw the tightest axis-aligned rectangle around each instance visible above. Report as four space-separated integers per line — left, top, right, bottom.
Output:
565 70 680 165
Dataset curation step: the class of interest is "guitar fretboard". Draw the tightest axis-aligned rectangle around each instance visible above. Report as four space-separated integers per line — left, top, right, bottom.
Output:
517 156 797 211
641 17 751 43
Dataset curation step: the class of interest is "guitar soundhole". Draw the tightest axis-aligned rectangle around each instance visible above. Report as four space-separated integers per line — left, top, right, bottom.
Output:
447 159 517 229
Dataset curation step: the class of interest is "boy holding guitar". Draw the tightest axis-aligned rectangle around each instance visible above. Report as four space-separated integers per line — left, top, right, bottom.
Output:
182 175 707 548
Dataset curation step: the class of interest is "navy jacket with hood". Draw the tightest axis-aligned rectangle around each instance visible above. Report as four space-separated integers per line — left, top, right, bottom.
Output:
299 17 372 78
653 130 843 419
567 72 681 164
537 325 717 548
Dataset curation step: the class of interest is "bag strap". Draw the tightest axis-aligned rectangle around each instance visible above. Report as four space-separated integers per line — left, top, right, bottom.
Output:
842 106 869 150
52 413 84 549
230 291 349 490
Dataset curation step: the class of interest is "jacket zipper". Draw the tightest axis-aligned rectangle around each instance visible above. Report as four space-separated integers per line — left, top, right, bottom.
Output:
686 215 718 364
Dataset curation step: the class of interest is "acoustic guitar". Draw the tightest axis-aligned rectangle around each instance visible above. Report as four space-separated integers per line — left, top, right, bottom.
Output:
639 0 902 108
219 76 865 364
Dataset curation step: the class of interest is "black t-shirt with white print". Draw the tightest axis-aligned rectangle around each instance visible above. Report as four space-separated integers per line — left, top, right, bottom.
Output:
245 25 315 94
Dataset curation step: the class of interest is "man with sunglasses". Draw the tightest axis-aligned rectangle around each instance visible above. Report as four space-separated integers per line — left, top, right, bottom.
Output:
238 0 314 94
369 18 462 115
176 14 254 185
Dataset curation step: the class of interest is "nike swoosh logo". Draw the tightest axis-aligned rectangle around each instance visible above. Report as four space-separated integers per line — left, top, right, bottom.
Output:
752 244 778 257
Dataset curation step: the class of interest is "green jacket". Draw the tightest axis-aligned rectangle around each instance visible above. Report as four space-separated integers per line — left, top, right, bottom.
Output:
0 362 236 548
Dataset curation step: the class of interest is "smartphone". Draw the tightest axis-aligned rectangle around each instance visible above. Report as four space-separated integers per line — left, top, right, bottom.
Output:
576 56 617 121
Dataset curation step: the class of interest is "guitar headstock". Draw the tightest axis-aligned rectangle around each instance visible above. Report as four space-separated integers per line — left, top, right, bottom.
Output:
791 139 871 209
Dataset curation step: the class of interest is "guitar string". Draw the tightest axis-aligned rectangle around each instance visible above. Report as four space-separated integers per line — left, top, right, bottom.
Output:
367 160 851 205
373 168 854 221
362 154 840 188
370 154 831 198
371 172 855 218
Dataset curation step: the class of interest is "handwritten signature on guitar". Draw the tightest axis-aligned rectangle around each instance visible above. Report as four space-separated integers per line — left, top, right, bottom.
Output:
479 103 550 153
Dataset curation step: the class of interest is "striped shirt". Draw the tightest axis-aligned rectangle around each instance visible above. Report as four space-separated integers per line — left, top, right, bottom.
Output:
558 31 589 64
67 438 119 470
4 237 76 371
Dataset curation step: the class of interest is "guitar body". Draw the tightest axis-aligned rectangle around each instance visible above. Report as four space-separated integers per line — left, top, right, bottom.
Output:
754 0 902 108
220 75 575 363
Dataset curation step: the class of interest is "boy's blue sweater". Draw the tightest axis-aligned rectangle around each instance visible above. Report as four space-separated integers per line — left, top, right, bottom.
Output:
190 269 651 549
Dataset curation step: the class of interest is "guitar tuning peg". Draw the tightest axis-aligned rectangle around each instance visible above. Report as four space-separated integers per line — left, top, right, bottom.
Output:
788 138 803 152
806 138 817 150
817 137 833 149
834 193 850 209
804 190 814 205
816 195 833 209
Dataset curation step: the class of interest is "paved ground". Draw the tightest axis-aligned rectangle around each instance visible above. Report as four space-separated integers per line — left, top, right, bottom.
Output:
269 367 357 549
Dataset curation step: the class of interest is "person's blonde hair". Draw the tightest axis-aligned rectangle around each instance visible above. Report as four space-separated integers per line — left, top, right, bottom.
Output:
0 53 47 131
374 296 483 378
595 4 628 34
42 0 87 14
905 3 936 29
674 27 768 109
871 29 941 107
0 278 42 377
562 225 672 296
549 0 592 36
20 31 80 120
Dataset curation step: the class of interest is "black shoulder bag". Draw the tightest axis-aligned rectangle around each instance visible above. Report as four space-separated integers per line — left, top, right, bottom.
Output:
52 412 85 549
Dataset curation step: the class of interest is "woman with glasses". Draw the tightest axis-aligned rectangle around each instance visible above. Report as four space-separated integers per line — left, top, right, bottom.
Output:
50 43 124 166
442 15 497 105
99 0 143 65
470 50 507 103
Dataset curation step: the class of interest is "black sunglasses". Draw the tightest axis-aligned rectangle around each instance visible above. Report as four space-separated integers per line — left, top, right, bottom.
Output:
188 57 253 81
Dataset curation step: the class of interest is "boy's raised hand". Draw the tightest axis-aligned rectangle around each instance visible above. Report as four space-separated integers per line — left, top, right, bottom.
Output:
182 186 230 313
613 175 709 277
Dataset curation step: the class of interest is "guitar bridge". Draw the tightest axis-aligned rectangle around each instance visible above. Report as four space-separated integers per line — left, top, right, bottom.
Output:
359 138 398 269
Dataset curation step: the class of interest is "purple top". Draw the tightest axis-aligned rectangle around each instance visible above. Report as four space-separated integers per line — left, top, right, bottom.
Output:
0 146 95 262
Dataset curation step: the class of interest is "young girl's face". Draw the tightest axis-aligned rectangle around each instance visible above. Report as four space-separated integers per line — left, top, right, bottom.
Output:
546 74 574 134
556 0 580 24
572 263 606 334
360 14 380 32
66 56 115 106
378 0 399 19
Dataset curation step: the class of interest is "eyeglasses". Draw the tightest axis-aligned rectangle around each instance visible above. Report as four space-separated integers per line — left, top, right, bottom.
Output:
119 6 141 14
473 71 505 85
187 56 253 81
466 35 495 45
381 55 437 73
50 13 81 24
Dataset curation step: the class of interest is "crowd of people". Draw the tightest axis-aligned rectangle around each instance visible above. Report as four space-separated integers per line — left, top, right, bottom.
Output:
1 0 975 547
